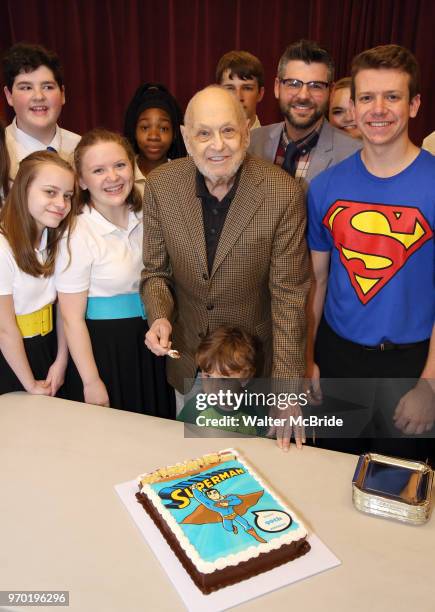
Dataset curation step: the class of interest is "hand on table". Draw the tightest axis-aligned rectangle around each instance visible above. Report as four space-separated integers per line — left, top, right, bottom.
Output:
84 378 110 407
27 379 52 396
267 402 306 452
304 361 323 406
393 379 435 435
45 358 67 396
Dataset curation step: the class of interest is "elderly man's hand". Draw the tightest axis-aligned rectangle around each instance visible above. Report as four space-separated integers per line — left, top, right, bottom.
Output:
267 402 306 452
145 318 173 356
304 361 323 406
393 378 435 435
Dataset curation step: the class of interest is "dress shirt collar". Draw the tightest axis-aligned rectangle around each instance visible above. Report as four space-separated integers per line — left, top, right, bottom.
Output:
195 164 243 201
250 115 261 130
81 204 141 236
12 117 61 153
35 228 48 252
134 157 146 184
282 117 323 149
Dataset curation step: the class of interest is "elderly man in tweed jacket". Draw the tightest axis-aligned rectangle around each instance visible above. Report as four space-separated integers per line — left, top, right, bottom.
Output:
141 86 310 448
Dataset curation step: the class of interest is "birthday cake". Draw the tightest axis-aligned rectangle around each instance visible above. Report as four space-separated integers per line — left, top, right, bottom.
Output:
136 449 310 594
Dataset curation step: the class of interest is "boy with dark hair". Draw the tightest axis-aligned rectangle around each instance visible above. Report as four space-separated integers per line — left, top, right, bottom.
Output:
2 43 80 180
306 44 435 463
216 50 265 130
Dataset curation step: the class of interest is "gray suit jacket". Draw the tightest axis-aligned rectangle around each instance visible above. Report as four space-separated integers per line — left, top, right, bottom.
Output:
248 119 361 186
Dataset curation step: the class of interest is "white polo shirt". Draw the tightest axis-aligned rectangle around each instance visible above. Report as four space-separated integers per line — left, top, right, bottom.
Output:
5 118 81 180
134 159 146 199
55 205 143 297
0 230 56 315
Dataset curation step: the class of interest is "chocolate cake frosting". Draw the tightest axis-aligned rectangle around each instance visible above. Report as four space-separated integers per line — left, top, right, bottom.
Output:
136 449 310 594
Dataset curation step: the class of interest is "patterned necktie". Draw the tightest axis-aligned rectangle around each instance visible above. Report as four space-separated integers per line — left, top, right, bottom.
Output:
281 131 320 177
281 141 298 177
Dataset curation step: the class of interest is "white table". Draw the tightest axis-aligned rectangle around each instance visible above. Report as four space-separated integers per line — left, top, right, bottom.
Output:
0 393 433 612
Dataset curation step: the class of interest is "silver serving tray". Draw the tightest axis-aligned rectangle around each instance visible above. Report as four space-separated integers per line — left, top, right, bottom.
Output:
352 453 433 525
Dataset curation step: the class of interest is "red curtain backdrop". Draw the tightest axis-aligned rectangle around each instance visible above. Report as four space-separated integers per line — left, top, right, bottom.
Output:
0 0 433 144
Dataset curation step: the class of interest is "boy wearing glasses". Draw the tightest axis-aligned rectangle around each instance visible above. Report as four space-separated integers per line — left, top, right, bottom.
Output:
2 43 80 180
249 39 360 188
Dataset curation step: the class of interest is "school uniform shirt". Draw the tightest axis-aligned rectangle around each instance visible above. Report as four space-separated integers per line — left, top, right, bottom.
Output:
134 159 146 199
0 229 55 317
55 205 143 296
134 157 173 200
250 115 261 130
5 117 81 180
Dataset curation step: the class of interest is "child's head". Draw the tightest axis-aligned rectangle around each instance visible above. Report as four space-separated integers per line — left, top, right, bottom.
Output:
329 77 361 139
74 128 140 213
196 326 257 380
216 51 265 126
0 151 76 276
3 43 65 139
124 83 186 164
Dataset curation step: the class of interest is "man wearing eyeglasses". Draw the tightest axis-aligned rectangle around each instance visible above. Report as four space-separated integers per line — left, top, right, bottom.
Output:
249 39 360 189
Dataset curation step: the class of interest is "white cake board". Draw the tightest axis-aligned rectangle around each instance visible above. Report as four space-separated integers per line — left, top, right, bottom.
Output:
115 480 340 612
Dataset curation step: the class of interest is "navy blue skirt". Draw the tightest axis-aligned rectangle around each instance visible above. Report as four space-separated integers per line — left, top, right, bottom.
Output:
0 329 57 394
63 317 175 419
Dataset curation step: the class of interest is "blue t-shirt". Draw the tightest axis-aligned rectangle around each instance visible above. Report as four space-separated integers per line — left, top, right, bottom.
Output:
307 150 435 345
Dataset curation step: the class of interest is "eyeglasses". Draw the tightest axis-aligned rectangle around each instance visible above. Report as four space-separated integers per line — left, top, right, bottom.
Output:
279 78 330 92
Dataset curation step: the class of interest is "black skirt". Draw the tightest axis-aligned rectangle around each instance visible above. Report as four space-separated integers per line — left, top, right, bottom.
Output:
0 329 57 394
63 317 175 418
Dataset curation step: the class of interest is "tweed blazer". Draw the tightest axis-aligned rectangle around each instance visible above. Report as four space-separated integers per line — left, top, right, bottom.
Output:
141 154 310 393
248 119 362 188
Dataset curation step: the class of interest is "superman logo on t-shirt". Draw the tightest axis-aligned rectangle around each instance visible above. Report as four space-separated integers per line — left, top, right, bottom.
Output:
323 201 433 304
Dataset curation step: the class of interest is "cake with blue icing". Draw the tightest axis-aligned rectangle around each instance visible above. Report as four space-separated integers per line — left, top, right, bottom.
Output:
136 449 310 593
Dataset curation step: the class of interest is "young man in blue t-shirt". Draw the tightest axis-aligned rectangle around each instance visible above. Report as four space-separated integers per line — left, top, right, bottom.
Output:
306 45 435 462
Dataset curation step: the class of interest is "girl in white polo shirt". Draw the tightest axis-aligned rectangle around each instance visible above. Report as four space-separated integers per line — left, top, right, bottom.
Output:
0 151 76 395
56 129 174 417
